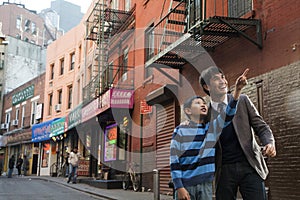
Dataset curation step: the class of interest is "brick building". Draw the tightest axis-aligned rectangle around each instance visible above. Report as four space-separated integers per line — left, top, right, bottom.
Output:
0 2 52 46
1 73 45 176
18 0 300 199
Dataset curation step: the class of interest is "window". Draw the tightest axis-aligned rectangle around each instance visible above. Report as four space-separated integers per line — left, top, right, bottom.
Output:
16 17 21 30
48 93 53 115
0 52 4 69
5 112 11 124
111 0 119 9
21 105 25 127
60 58 64 75
78 45 82 65
24 19 31 32
31 22 36 35
125 0 131 11
228 0 252 17
87 65 92 82
58 89 62 104
50 63 54 80
77 79 80 104
70 52 75 70
41 142 50 168
103 62 114 88
121 48 128 81
67 85 72 109
31 101 38 125
15 109 20 120
145 25 154 77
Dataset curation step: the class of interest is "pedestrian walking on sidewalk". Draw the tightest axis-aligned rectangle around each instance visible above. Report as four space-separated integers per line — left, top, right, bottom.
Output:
67 147 80 184
8 155 15 178
16 155 23 176
23 155 30 176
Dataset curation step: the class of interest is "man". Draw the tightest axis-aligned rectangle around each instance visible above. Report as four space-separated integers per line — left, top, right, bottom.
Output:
23 155 30 176
8 155 15 178
67 147 80 184
16 155 23 176
200 66 276 200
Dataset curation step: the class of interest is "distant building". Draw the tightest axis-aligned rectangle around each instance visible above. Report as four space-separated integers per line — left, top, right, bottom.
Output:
48 0 83 33
0 2 52 46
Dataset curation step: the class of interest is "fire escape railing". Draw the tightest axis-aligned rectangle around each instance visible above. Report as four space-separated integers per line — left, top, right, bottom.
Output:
145 0 262 69
83 1 135 105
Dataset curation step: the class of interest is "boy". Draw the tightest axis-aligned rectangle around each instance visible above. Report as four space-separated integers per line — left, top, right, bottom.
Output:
170 69 249 200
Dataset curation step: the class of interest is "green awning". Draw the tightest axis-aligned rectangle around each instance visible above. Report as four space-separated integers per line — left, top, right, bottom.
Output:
50 117 66 137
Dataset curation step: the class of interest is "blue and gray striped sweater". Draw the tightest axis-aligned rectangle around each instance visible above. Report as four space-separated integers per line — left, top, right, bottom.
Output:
170 99 238 189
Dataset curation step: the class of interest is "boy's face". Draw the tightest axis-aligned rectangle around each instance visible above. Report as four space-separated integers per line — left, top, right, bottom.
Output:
206 72 228 97
185 98 208 117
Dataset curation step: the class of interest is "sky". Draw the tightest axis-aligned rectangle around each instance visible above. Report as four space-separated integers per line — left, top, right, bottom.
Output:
0 0 93 13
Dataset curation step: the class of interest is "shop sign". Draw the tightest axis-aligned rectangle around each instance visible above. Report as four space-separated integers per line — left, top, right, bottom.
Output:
7 131 31 144
104 123 117 161
50 117 66 137
110 89 134 108
140 100 152 114
0 135 7 147
12 85 34 105
67 104 82 130
32 119 57 142
77 160 89 176
81 99 102 123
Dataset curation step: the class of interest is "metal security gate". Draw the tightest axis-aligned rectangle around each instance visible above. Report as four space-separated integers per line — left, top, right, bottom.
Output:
156 100 176 195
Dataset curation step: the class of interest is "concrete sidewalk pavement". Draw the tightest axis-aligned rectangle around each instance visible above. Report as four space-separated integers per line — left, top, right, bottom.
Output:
30 176 174 200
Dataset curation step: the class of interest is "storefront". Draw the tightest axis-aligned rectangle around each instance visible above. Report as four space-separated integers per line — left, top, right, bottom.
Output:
50 117 68 176
31 119 58 176
98 88 134 179
4 130 32 175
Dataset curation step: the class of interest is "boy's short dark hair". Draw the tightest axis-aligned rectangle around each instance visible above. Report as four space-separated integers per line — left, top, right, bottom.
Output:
199 66 224 95
184 96 206 119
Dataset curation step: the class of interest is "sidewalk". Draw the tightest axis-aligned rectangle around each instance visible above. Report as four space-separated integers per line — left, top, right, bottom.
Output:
30 176 174 200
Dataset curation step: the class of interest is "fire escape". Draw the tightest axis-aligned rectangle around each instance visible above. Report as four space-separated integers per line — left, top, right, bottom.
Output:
145 0 262 70
83 1 135 104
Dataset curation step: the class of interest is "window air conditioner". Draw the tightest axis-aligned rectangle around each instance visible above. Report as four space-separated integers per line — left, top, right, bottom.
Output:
12 119 18 126
1 123 8 129
55 104 62 112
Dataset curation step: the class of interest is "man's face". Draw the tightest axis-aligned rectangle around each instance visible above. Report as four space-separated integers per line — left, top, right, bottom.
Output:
207 73 228 97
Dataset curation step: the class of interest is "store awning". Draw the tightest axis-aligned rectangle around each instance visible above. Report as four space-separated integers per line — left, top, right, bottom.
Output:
67 104 82 130
31 118 58 143
0 135 7 147
50 117 66 137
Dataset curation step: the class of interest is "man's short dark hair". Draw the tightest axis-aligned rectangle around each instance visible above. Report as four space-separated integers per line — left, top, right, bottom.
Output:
199 66 224 95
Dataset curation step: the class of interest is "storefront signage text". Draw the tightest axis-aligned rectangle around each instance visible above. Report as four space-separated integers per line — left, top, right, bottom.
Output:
12 85 34 105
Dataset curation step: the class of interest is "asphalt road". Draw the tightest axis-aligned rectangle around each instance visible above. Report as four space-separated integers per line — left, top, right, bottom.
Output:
0 176 105 200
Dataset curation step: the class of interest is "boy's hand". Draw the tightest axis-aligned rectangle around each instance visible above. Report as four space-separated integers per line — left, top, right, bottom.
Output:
235 68 249 91
177 187 191 200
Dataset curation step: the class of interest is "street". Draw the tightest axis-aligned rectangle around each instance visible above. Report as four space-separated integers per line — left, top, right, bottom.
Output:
0 176 105 200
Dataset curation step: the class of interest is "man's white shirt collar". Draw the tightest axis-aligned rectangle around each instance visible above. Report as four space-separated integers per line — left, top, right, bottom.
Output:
211 95 228 111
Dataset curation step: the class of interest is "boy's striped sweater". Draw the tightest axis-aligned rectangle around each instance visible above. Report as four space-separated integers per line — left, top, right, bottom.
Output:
170 99 238 189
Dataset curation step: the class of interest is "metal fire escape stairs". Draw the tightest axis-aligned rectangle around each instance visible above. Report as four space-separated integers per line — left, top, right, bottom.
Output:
84 1 135 104
145 0 263 70
85 2 109 101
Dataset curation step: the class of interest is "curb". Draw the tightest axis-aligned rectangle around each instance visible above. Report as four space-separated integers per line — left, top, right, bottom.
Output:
33 176 117 200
